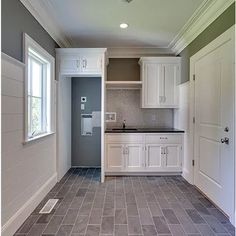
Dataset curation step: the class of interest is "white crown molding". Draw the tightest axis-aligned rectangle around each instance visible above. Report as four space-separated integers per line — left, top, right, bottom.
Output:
107 47 174 58
20 0 72 48
169 0 235 55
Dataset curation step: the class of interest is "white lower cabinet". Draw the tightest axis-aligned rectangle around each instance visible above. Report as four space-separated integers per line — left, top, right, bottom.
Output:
125 144 144 171
106 144 124 171
165 145 181 171
105 133 183 173
145 144 163 171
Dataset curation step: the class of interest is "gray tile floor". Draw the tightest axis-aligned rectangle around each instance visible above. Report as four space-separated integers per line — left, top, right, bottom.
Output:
14 168 235 236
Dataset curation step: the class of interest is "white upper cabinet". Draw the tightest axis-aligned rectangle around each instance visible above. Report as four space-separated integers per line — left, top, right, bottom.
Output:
139 57 181 108
80 53 102 74
56 48 106 76
142 63 161 107
59 56 80 74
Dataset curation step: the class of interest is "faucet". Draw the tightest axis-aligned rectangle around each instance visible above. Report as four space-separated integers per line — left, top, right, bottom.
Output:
122 120 126 129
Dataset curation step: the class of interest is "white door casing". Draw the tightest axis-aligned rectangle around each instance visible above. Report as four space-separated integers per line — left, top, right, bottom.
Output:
191 26 235 222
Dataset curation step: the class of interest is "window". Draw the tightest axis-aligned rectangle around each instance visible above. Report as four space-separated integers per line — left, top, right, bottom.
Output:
24 34 55 142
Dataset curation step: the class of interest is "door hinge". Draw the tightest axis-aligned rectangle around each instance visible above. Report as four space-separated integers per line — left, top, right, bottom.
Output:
192 160 195 166
193 117 195 123
193 74 196 81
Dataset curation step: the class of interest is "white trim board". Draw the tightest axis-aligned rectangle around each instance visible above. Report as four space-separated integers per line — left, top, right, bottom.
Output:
1 173 57 236
20 0 72 48
174 81 192 184
105 172 182 176
1 53 25 68
169 0 235 55
107 47 173 58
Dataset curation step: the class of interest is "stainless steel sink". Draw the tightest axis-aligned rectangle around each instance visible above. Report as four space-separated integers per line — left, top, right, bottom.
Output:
112 128 137 131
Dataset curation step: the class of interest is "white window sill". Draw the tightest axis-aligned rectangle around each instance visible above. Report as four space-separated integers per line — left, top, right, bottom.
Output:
23 132 55 145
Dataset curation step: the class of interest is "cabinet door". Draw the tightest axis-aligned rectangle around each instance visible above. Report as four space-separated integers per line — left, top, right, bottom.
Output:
145 144 163 171
60 57 80 74
142 63 161 107
125 144 144 171
81 54 102 74
164 145 182 171
106 144 124 171
161 64 179 107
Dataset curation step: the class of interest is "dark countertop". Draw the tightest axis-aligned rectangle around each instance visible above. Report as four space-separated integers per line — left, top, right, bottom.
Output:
105 127 185 133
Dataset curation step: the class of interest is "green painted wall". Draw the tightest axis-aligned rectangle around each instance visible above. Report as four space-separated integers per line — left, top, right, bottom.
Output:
179 3 235 83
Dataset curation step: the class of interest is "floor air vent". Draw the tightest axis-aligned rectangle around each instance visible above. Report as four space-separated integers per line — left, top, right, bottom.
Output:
39 199 59 214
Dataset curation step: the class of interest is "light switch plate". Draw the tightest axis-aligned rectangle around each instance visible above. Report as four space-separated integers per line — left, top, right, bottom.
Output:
81 97 87 102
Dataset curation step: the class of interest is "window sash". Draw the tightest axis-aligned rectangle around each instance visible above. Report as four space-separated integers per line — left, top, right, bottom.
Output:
28 54 48 138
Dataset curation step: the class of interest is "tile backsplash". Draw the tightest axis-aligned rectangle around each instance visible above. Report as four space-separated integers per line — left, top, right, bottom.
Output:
106 90 173 128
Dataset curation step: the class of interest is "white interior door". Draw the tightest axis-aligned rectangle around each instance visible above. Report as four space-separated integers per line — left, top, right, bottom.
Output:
193 27 234 220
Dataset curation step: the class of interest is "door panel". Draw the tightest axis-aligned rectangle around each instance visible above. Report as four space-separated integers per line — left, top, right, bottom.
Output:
199 138 221 184
81 54 101 74
165 145 181 169
60 57 80 74
126 144 143 171
143 64 159 107
146 144 162 170
106 144 123 171
162 64 178 106
194 31 234 218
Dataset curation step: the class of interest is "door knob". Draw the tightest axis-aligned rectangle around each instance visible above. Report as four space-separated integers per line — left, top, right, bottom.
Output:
221 137 229 144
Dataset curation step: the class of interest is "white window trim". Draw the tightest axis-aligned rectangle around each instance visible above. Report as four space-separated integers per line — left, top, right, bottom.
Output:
23 33 55 143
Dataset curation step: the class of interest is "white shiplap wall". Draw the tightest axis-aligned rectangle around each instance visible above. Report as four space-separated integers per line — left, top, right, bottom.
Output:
1 53 57 236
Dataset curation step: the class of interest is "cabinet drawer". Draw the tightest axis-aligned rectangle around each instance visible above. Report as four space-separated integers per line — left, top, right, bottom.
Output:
145 134 182 144
106 134 144 143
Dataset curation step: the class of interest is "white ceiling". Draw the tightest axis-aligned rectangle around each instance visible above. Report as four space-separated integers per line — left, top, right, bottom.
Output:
46 0 205 48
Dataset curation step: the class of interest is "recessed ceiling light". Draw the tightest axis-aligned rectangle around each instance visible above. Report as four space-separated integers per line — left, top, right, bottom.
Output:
120 23 129 29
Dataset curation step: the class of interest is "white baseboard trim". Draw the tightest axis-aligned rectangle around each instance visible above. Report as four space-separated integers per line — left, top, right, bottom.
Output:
182 169 194 185
71 166 101 168
105 172 182 176
1 173 57 236
58 165 71 181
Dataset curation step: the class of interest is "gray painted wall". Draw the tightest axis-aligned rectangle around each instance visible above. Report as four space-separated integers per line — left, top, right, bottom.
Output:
179 3 235 83
2 0 59 62
72 77 101 167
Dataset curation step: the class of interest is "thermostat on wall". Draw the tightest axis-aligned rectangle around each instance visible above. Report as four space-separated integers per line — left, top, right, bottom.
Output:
81 97 87 102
